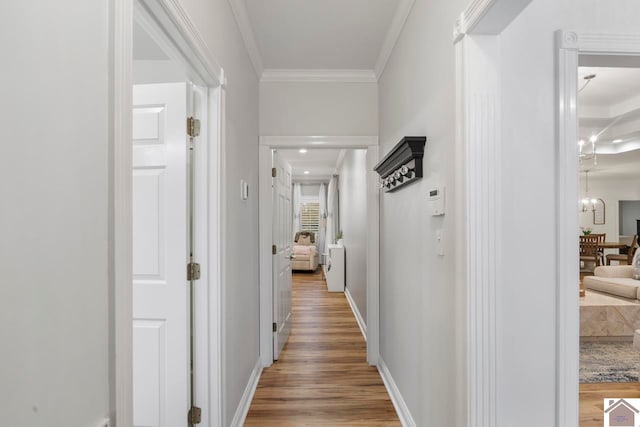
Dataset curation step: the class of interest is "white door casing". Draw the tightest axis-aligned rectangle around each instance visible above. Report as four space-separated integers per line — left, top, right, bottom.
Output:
272 151 293 360
132 82 189 427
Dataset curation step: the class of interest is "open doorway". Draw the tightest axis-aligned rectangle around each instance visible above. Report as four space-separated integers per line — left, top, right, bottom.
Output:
575 61 640 424
113 1 224 426
247 146 399 424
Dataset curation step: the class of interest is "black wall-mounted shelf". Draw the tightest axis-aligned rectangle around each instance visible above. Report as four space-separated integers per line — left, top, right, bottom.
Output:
374 136 426 192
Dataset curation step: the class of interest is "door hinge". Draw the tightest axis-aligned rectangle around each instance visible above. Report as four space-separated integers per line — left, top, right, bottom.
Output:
273 322 277 332
187 117 201 138
187 262 201 281
272 167 277 177
272 244 277 255
188 406 202 425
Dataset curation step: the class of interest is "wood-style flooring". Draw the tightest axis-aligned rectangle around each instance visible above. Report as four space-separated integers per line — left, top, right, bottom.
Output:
580 382 640 426
245 270 400 426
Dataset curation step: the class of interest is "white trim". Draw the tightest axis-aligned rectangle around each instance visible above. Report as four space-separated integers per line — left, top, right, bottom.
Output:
345 288 367 341
374 0 415 80
453 0 533 43
555 30 640 427
365 146 380 366
261 69 377 83
258 145 274 367
259 137 380 368
228 0 264 77
111 0 133 425
377 357 416 427
452 2 533 426
138 0 224 85
229 359 263 427
260 135 378 149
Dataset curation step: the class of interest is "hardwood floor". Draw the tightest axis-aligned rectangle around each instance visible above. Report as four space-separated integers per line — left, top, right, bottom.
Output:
580 382 640 426
245 270 400 426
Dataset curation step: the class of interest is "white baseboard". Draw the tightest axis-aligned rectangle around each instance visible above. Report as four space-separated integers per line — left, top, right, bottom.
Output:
345 287 367 341
230 358 263 427
377 357 416 427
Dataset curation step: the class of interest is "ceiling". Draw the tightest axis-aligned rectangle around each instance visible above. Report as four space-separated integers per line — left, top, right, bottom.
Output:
277 149 343 181
243 0 400 70
231 0 412 78
579 66 640 178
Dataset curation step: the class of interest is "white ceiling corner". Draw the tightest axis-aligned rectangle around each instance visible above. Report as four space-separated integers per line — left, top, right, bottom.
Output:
374 0 416 79
228 0 264 77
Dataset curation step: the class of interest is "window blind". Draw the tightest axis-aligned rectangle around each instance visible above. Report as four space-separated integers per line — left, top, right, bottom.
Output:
300 202 320 233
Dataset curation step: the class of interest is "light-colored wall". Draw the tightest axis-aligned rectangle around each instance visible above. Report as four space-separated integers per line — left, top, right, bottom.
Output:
260 81 378 136
0 1 110 426
175 0 260 424
338 150 368 324
133 60 186 84
377 0 467 424
579 177 640 240
498 0 640 424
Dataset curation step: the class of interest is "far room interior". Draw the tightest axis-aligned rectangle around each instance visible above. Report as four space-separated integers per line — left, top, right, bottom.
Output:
577 58 640 422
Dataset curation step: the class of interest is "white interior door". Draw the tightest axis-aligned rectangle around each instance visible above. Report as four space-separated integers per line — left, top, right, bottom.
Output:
273 151 293 360
132 82 189 427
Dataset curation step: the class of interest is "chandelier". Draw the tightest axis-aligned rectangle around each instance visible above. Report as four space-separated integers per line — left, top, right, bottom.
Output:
581 170 597 212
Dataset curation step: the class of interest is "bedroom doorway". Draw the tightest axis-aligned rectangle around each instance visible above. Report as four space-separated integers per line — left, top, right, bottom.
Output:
258 138 380 367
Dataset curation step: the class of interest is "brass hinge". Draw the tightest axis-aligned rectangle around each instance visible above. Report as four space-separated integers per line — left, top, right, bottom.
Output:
187 117 201 138
273 322 277 332
187 262 201 281
272 167 277 177
272 244 277 255
188 406 202 425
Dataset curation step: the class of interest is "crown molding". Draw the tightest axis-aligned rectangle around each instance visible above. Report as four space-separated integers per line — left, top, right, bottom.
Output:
453 0 532 43
260 135 378 148
374 0 415 80
228 0 264 77
261 69 377 83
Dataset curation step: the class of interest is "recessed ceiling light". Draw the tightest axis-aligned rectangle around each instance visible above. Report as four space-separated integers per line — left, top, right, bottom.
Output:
299 149 307 154
613 139 623 143
303 171 310 175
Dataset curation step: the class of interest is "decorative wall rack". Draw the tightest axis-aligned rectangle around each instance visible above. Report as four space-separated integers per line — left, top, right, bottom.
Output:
374 136 426 192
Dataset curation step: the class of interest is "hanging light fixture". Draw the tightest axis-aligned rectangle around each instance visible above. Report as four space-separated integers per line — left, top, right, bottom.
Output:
581 170 598 212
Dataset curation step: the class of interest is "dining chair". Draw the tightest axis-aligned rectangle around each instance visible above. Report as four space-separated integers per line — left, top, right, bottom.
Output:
580 234 601 274
592 233 606 265
606 234 638 265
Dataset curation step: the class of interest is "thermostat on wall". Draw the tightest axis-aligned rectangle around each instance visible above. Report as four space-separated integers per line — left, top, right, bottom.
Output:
428 186 445 216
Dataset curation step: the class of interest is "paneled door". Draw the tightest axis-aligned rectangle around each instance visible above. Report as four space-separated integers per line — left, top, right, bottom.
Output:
132 83 189 427
273 151 293 360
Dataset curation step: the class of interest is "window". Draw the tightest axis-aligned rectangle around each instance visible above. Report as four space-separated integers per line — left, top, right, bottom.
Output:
300 201 320 233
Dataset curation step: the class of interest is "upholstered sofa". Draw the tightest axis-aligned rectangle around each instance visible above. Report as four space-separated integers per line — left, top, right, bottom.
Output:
291 231 319 271
583 265 640 300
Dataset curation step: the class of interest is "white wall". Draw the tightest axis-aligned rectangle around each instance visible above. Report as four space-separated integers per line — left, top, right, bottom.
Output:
377 0 467 424
260 81 378 136
133 60 187 84
338 150 368 324
0 1 110 426
578 176 640 240
497 1 640 425
175 0 260 424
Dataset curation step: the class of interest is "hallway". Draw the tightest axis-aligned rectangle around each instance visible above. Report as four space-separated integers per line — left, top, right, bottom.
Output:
245 270 400 426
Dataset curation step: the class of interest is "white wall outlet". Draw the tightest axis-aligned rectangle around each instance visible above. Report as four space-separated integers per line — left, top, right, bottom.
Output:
436 229 444 256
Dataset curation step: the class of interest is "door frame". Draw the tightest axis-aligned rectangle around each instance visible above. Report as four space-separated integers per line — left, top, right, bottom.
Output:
110 0 225 425
258 136 380 367
556 30 640 427
452 1 532 425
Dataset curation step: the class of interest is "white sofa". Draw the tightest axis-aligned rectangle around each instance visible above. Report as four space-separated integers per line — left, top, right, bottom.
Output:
583 265 640 300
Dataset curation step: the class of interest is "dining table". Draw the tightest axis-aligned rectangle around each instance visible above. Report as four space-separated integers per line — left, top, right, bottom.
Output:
599 241 629 249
